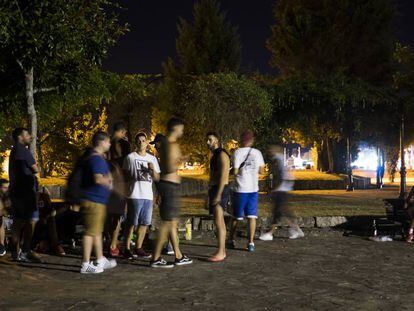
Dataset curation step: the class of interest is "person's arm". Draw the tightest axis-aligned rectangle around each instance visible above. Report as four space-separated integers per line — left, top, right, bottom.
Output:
90 156 112 189
259 165 266 175
149 159 161 182
122 156 133 182
94 174 112 189
212 152 230 206
31 164 39 174
232 151 240 176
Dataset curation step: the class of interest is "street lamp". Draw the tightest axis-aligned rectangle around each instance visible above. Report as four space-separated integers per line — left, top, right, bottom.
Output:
399 90 408 199
346 137 354 191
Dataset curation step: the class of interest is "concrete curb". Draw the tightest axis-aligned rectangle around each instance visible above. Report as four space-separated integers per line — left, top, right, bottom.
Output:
151 215 381 232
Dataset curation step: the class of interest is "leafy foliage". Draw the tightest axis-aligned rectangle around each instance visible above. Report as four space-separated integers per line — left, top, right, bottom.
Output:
156 73 271 162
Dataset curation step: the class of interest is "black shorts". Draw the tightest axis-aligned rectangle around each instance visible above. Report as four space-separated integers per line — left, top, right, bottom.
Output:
271 191 293 224
208 185 230 215
11 191 39 221
158 180 181 221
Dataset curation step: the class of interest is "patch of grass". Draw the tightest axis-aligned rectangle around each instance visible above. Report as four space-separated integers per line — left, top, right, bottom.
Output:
292 170 343 181
182 188 399 217
39 177 67 186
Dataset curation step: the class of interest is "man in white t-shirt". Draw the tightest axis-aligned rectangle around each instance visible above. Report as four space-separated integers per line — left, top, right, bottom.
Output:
228 130 266 252
123 132 160 259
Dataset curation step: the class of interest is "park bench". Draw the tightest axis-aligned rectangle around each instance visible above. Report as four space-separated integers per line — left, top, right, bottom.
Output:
381 187 413 238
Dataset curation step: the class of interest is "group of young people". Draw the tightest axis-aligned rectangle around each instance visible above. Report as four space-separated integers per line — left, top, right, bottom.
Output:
0 117 305 274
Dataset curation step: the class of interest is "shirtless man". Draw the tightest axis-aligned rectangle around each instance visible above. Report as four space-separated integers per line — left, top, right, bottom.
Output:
150 118 193 268
206 132 230 262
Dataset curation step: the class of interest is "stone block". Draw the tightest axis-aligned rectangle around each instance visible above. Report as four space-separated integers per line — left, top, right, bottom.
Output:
315 216 347 228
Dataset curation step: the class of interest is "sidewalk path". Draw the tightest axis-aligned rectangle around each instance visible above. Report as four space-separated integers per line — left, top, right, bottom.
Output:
1 229 413 310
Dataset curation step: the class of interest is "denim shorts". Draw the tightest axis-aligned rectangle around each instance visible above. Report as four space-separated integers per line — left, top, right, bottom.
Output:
208 185 230 215
126 199 153 226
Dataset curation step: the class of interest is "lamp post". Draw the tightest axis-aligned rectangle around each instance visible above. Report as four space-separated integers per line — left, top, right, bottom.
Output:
398 90 408 199
399 109 406 199
346 137 354 191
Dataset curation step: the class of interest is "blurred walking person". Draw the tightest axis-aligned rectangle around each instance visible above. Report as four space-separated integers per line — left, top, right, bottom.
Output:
150 118 193 268
0 178 11 256
259 145 304 241
106 122 131 257
79 131 117 274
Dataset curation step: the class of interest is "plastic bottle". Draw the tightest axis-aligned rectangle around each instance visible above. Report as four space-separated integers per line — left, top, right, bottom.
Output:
372 220 377 237
185 219 192 240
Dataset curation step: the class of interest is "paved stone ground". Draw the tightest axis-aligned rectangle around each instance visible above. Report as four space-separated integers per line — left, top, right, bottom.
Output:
1 229 414 311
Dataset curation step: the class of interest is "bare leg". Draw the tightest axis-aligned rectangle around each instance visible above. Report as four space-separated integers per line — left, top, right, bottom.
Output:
266 223 277 235
136 225 148 249
94 234 104 260
125 225 135 250
22 220 37 252
47 217 59 247
286 218 300 231
11 219 25 254
0 217 5 246
229 219 238 241
169 220 183 260
248 218 256 244
153 221 171 260
110 215 121 250
210 205 226 259
82 235 93 263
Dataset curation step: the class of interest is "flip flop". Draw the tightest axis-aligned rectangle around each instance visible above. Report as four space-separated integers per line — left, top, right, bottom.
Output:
207 254 227 262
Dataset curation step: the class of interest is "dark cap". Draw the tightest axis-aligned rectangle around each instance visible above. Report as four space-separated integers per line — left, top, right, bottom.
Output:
149 133 166 145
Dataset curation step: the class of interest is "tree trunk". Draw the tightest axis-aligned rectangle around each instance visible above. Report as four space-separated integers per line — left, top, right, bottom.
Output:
37 132 45 177
24 67 37 159
326 138 334 173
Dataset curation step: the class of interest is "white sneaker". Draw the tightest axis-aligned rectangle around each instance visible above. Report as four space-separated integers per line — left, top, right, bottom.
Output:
96 256 117 270
80 262 104 274
259 232 274 241
297 228 305 238
288 227 305 239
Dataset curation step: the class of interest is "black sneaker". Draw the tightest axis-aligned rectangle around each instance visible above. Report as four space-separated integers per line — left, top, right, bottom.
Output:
26 251 42 263
124 249 134 260
150 258 174 269
174 254 193 266
0 244 6 256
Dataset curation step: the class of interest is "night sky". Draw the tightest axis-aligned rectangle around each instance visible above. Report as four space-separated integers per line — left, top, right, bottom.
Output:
103 0 414 74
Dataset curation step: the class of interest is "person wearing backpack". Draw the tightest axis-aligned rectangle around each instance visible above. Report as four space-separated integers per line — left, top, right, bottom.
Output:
78 131 117 274
228 130 266 252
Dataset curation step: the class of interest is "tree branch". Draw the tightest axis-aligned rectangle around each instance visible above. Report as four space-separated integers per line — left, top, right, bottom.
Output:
16 59 24 71
34 87 58 94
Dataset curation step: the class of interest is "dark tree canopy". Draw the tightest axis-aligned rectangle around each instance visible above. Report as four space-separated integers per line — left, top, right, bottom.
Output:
175 0 241 74
267 0 395 84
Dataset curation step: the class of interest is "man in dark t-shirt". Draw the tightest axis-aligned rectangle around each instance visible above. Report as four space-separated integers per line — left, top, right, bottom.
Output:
8 128 41 262
206 132 230 262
